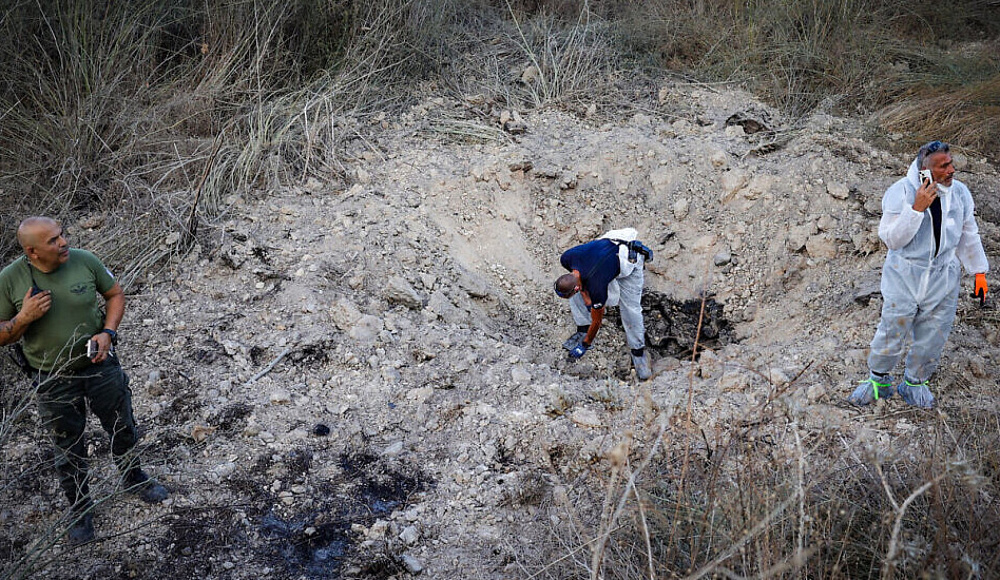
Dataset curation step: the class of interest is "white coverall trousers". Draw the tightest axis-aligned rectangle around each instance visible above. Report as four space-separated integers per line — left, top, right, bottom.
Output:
569 255 646 350
867 253 960 383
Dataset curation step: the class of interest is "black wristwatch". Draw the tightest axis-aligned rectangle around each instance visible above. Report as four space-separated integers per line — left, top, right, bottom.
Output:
101 328 118 345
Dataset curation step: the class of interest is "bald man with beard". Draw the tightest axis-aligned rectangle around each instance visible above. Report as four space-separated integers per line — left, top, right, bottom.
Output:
0 217 167 545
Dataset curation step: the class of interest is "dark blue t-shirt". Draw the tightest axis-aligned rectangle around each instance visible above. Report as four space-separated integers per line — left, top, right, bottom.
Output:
560 239 620 309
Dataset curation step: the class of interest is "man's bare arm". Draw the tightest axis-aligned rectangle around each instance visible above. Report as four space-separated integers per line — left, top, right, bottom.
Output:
584 307 604 346
0 288 51 346
88 282 125 363
100 282 125 331
0 316 26 345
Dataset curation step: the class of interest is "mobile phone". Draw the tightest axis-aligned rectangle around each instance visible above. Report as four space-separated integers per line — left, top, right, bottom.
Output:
87 339 99 358
919 169 933 184
30 285 42 296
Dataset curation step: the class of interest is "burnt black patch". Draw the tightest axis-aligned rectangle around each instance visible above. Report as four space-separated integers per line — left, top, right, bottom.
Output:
207 402 253 433
260 513 352 578
284 448 313 482
163 388 204 424
641 291 735 359
288 340 334 367
163 506 242 558
256 451 431 579
249 345 266 366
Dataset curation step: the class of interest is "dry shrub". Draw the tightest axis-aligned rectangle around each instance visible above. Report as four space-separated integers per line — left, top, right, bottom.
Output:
876 73 1000 162
0 0 467 275
526 401 1000 579
504 9 621 107
612 0 1000 142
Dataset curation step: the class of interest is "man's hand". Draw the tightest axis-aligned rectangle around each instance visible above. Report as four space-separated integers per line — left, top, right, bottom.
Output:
972 273 988 306
88 331 114 363
20 287 51 323
568 342 589 359
912 178 938 212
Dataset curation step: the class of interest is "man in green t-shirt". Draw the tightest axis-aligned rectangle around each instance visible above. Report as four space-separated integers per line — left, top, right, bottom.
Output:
0 216 168 544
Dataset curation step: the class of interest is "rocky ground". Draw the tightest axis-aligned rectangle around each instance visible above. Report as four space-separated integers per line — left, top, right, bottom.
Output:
3 83 1000 579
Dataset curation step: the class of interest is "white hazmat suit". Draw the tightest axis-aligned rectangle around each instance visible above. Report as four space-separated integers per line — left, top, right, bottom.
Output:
856 156 988 406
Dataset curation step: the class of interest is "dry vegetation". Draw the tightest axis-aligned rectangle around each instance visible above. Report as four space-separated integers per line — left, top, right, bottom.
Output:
2 0 999 578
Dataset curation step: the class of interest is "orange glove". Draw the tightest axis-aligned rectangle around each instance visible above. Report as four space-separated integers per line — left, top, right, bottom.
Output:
972 273 988 306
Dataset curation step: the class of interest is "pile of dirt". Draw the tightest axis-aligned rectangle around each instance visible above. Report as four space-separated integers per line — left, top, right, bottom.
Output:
3 83 1000 579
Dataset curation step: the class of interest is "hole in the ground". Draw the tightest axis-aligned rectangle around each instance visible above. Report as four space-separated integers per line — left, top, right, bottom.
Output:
641 290 735 359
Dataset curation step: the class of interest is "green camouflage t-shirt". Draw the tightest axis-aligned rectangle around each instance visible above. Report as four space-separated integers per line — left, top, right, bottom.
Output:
0 249 116 371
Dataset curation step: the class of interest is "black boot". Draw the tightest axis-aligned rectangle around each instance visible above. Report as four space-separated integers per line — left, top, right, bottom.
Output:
66 499 95 545
124 469 169 504
67 513 94 545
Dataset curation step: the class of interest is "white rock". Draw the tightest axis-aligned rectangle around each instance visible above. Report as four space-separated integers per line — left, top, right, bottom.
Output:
458 271 490 298
270 389 291 404
690 234 717 251
369 520 390 539
787 224 814 252
329 298 363 330
349 314 384 344
559 172 578 190
699 349 722 379
718 370 747 391
672 198 690 220
406 387 434 403
816 215 838 232
806 234 837 259
399 525 420 545
401 553 424 574
570 408 602 428
382 441 405 456
209 462 237 482
768 368 791 386
546 385 576 414
827 182 850 199
511 367 532 385
650 166 682 197
385 276 424 309
720 169 749 200
427 291 464 323
807 383 827 402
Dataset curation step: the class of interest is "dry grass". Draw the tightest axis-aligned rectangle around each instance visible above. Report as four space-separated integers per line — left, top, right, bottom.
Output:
519 397 1000 578
875 72 1000 162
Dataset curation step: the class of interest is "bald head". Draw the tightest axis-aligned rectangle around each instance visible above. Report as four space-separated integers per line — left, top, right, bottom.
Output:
17 216 59 251
17 217 69 272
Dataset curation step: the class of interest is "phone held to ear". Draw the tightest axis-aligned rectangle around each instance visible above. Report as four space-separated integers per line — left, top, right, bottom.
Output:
919 169 933 185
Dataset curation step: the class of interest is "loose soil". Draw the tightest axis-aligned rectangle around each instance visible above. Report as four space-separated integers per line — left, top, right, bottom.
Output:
3 83 1000 579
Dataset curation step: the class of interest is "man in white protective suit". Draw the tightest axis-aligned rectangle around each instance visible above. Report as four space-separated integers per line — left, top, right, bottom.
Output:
554 228 654 380
850 141 989 408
